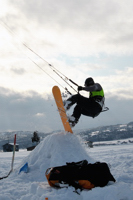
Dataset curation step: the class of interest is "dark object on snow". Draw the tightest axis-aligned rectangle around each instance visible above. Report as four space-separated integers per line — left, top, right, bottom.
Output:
0 169 13 180
45 160 115 190
0 174 9 180
31 131 40 143
27 146 36 151
3 143 19 152
29 131 40 151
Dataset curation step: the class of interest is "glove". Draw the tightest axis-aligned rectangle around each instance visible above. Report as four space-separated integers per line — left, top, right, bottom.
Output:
78 86 83 91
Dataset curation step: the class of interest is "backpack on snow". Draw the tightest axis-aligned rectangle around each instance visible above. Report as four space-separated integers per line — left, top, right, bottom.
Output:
45 160 116 190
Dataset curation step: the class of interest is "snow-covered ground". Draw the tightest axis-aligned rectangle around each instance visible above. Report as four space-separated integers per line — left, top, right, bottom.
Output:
93 137 133 146
0 132 133 200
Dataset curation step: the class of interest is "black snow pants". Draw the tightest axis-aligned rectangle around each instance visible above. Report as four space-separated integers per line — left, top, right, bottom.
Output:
67 94 102 120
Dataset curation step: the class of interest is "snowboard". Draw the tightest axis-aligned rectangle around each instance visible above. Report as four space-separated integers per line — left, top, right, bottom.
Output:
52 86 73 134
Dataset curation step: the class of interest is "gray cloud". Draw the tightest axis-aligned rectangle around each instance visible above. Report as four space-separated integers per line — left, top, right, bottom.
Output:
0 87 132 132
0 88 59 132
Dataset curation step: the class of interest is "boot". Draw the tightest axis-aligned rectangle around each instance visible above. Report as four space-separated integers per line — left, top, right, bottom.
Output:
64 100 73 111
68 115 79 127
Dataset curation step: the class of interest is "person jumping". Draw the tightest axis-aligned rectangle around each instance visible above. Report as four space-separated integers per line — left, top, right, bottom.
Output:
64 77 105 127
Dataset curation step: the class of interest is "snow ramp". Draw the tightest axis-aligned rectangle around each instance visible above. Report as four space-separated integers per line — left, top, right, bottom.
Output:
16 132 94 182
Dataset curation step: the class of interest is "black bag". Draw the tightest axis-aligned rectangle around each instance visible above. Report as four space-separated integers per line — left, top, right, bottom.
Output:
45 160 115 190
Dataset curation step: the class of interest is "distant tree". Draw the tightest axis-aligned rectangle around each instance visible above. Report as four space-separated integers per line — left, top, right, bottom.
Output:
31 131 40 145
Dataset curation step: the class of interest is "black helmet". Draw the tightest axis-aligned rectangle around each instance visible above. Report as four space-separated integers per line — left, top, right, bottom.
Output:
84 77 94 86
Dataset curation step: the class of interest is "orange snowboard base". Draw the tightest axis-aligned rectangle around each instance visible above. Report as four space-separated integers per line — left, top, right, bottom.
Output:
52 86 73 133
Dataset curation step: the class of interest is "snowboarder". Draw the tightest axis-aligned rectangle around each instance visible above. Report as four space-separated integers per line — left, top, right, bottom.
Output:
64 77 105 127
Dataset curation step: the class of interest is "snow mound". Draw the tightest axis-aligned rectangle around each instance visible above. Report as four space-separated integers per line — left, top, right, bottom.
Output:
15 132 94 182
1 136 133 200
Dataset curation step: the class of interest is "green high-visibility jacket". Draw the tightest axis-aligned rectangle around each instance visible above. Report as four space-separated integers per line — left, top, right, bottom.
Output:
90 89 104 98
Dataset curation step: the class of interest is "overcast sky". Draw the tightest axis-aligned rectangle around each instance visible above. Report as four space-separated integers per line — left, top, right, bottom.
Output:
0 0 133 132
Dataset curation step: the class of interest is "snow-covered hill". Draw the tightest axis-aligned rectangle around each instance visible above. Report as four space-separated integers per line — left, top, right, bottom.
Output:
93 137 133 146
0 131 133 200
78 121 133 142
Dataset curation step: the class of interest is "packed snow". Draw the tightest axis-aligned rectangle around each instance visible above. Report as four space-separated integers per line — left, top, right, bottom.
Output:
0 132 133 200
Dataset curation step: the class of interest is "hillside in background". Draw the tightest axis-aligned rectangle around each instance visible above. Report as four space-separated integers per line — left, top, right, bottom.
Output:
78 121 133 142
0 121 133 150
